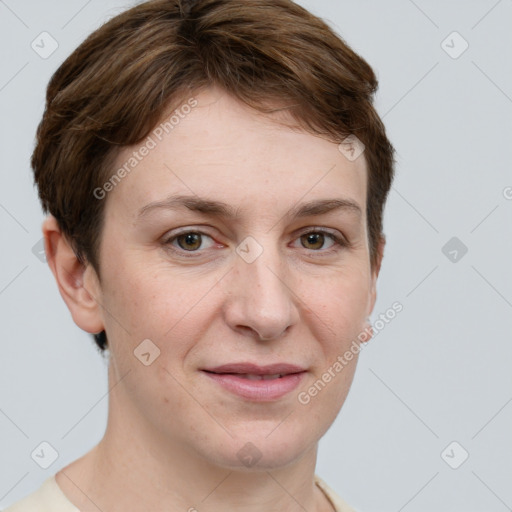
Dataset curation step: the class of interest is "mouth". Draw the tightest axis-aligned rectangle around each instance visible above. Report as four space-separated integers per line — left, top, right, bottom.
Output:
201 363 307 401
211 373 287 380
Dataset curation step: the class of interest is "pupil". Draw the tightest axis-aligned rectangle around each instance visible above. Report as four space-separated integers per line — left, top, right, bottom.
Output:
179 233 201 251
304 233 323 249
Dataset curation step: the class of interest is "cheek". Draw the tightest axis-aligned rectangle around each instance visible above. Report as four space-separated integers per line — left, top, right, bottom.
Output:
307 268 370 333
306 272 368 411
102 260 223 359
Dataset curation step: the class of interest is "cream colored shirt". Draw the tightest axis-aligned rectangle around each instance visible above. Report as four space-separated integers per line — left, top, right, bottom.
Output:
3 474 357 512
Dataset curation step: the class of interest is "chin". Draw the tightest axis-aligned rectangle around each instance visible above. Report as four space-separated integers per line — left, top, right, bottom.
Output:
200 426 318 472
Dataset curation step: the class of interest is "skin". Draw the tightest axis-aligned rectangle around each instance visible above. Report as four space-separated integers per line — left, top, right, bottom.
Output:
43 86 384 512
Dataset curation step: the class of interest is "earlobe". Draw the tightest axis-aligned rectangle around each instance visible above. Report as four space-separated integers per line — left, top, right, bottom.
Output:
42 215 105 334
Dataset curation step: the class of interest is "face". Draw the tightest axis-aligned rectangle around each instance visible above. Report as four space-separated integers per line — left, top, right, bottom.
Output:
86 87 381 470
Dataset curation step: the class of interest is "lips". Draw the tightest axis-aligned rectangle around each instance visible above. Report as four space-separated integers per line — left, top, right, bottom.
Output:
201 362 306 401
203 362 305 376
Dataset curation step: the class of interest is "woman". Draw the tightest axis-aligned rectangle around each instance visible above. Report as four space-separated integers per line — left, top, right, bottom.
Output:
5 0 394 510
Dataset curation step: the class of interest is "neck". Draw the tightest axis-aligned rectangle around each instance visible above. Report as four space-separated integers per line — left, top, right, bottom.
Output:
56 366 333 512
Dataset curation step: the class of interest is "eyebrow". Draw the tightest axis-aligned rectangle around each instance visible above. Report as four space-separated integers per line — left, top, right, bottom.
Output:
136 194 362 222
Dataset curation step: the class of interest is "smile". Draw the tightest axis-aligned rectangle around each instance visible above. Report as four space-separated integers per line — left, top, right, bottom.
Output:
201 363 307 401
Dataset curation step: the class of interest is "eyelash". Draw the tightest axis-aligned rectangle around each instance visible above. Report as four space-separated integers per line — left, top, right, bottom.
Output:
162 228 349 259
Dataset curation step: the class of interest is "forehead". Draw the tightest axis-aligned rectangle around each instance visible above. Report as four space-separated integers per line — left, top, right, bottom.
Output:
105 87 367 221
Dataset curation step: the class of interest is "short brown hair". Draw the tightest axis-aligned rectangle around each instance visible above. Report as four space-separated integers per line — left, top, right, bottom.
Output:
32 0 395 352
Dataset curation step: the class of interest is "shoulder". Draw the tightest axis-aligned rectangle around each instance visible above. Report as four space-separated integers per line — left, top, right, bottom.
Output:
2 476 79 512
314 474 360 512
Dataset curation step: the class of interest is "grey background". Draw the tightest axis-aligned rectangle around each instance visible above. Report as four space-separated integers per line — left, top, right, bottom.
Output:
1 1 511 511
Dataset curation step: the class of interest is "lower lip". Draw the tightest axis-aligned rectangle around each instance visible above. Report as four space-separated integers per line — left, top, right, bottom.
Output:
202 371 306 401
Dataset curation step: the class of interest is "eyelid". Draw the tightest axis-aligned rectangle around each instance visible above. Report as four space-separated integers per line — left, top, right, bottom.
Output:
162 227 217 249
291 227 349 254
294 225 346 242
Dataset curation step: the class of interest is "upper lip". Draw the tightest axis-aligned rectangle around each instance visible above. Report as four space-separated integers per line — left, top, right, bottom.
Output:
202 363 306 375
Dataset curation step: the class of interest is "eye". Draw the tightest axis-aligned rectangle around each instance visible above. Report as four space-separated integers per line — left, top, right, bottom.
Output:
291 229 347 253
165 231 216 253
162 227 348 259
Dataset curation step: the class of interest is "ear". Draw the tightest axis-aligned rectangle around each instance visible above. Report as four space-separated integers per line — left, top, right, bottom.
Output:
361 235 386 342
42 215 105 334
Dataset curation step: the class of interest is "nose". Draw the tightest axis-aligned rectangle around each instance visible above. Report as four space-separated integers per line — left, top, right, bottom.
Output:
223 242 300 341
